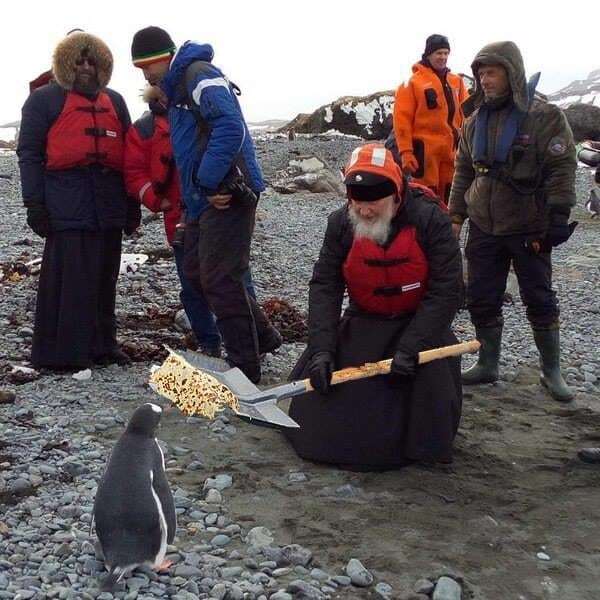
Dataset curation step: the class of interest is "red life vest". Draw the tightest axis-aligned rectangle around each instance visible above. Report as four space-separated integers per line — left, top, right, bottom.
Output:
46 91 124 171
149 115 176 196
343 226 429 315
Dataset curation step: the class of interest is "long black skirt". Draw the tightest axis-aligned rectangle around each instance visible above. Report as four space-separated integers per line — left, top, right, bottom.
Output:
285 314 462 469
31 229 122 369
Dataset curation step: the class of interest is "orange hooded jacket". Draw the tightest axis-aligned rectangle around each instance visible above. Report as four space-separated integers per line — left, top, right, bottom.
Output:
393 63 468 169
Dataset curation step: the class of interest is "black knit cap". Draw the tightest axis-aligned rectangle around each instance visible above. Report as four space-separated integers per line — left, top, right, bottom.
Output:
131 26 176 65
346 173 397 202
422 34 450 59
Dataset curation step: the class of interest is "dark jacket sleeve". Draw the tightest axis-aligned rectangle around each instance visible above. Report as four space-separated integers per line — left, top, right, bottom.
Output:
395 203 462 356
448 117 475 225
540 106 576 216
17 88 54 207
308 209 349 356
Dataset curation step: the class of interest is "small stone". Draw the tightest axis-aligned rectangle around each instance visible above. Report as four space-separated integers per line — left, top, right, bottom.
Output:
332 575 351 586
174 565 203 577
282 544 312 567
204 474 233 491
346 558 373 587
0 390 16 404
287 472 308 483
433 576 462 600
270 592 292 600
221 566 243 578
375 582 394 599
310 568 329 582
246 526 274 549
211 583 228 600
72 368 92 381
414 579 435 595
205 489 222 504
287 580 326 599
537 552 551 561
211 534 231 547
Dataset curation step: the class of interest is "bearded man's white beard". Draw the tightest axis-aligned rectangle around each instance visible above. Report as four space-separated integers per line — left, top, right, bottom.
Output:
348 200 396 245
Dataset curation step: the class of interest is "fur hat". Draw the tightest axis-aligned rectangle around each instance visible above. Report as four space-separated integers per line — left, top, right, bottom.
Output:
52 32 113 90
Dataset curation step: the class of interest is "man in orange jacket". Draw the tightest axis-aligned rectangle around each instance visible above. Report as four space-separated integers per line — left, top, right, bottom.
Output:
393 34 468 202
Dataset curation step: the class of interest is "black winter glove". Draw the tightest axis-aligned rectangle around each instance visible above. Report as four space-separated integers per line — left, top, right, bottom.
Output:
540 213 577 252
124 197 142 235
26 203 51 238
390 348 418 379
308 351 335 395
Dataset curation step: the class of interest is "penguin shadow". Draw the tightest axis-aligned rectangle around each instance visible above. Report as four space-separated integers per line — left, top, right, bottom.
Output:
92 403 176 591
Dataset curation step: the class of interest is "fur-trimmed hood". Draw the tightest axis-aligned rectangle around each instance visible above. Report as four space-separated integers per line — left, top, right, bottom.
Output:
52 32 113 90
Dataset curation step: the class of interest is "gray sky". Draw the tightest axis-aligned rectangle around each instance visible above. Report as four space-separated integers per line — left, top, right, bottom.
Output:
1 0 597 125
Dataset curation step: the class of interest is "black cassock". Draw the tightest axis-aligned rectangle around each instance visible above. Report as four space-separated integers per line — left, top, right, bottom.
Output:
31 229 122 369
285 187 463 470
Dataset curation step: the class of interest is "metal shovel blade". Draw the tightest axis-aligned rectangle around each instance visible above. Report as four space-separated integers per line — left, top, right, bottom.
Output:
174 349 300 428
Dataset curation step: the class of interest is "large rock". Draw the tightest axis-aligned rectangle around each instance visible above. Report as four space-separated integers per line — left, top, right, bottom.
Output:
563 103 600 142
272 155 344 195
281 90 395 140
547 68 600 108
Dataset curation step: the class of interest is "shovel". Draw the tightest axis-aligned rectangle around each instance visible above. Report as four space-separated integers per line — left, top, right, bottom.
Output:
150 340 480 428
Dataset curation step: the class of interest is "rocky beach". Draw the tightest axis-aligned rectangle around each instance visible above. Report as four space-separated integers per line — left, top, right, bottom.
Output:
1 136 600 600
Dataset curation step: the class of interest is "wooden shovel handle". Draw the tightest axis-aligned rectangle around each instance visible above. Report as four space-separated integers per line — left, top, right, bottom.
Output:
304 340 480 392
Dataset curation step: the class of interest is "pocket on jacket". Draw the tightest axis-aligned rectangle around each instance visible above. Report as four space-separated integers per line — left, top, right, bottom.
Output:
44 170 92 225
412 138 425 179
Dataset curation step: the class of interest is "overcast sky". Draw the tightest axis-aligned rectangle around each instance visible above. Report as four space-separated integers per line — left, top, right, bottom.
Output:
1 0 597 125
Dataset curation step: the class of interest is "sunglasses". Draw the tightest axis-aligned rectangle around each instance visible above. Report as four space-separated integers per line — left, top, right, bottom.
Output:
75 56 96 67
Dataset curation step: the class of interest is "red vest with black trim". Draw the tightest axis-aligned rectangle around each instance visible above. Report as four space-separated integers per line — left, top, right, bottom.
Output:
148 115 177 197
46 91 124 171
343 226 429 315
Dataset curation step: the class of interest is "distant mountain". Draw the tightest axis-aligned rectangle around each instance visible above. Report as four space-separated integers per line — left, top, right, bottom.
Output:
247 118 289 132
547 69 600 108
1 120 20 128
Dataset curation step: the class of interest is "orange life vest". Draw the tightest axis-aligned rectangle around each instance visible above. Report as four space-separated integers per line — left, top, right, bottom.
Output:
343 226 429 315
46 91 124 171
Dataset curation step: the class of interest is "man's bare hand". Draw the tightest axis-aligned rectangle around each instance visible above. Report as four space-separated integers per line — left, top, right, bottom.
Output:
452 223 463 239
207 193 232 210
159 198 172 211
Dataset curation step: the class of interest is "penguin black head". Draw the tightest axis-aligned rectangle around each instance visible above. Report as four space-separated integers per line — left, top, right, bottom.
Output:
125 403 163 437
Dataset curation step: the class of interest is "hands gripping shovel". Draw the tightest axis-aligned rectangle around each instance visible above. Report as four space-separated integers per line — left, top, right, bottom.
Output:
149 340 480 428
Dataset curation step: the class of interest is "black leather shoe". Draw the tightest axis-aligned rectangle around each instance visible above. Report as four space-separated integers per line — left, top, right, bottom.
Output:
578 448 600 464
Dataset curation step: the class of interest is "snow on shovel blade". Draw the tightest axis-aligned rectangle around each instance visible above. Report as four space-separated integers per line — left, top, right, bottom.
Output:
165 349 300 428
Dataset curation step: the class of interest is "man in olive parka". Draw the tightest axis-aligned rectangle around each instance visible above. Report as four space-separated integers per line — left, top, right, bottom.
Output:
449 41 576 402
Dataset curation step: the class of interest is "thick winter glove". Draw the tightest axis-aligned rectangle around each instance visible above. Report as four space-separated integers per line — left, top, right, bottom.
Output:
308 351 335 395
26 204 51 238
401 151 419 175
124 197 142 235
536 213 577 252
390 348 418 379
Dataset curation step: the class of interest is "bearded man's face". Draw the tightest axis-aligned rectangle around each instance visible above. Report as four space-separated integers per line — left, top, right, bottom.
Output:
348 194 398 245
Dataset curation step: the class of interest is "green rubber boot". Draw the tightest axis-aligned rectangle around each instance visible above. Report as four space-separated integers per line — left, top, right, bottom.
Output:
532 328 574 402
461 326 502 385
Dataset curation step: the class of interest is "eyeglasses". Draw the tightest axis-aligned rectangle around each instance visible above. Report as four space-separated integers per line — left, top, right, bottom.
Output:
75 56 96 67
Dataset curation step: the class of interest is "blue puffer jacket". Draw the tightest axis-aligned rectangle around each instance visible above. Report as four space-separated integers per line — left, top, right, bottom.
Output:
161 42 265 220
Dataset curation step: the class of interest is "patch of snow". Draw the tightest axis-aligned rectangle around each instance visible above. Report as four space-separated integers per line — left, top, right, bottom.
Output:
324 106 333 123
321 129 362 139
340 102 353 115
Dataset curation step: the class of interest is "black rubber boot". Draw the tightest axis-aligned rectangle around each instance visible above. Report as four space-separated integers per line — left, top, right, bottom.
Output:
461 326 502 385
217 317 261 383
532 328 574 402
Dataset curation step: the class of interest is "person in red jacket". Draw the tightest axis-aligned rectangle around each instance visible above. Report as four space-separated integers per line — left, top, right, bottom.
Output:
393 35 469 202
124 85 222 355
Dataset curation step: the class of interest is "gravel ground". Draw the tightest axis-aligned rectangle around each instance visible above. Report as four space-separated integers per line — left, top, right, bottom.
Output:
1 139 600 600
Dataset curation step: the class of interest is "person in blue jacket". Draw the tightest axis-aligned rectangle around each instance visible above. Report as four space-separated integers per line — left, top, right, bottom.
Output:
131 27 281 383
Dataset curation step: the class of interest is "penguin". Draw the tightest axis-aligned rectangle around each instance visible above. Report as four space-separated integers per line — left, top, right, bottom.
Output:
93 403 176 591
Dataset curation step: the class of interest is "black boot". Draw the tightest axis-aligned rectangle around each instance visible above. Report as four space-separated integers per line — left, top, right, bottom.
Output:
248 297 283 355
532 327 574 402
217 317 261 383
462 326 502 385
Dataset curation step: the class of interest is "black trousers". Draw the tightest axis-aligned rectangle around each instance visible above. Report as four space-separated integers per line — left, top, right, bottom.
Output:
465 222 558 328
31 229 122 369
182 195 271 365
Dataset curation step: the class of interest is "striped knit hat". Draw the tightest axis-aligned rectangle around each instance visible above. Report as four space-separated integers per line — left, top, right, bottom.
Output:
131 26 176 68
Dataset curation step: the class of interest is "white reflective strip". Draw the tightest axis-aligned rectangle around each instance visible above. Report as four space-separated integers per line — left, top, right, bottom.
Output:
401 282 421 292
191 77 231 105
371 147 386 167
139 181 152 201
349 147 361 167
106 130 117 138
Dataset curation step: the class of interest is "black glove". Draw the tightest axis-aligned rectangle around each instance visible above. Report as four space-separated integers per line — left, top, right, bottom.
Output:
542 212 577 250
26 203 51 238
390 348 418 379
308 351 334 395
124 197 142 235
